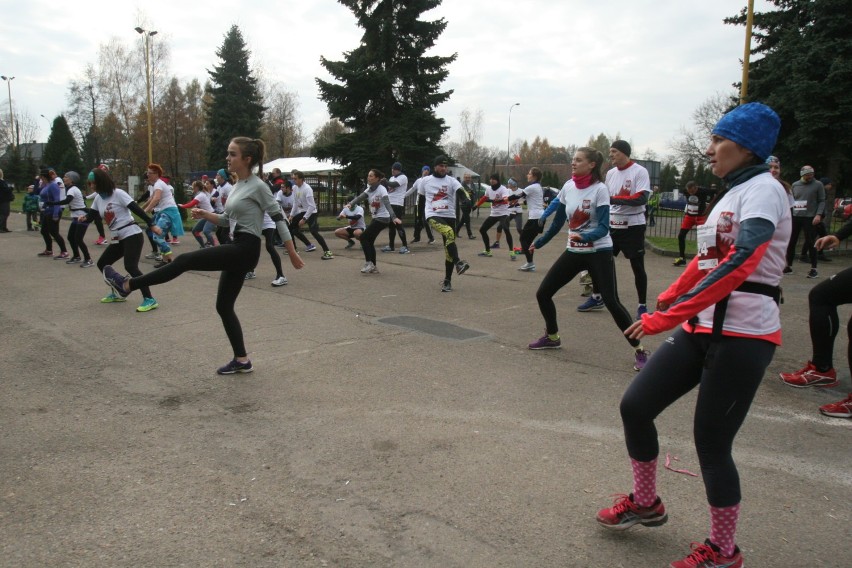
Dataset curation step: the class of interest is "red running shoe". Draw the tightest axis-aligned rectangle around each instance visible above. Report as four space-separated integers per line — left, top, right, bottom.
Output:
669 539 742 568
819 393 852 418
779 361 838 388
596 493 667 530
95 236 107 245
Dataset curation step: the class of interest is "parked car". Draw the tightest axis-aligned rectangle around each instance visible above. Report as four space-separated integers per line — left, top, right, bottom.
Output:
834 197 852 220
658 191 687 212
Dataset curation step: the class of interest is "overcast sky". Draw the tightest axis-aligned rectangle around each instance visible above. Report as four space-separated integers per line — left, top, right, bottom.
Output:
1 0 773 160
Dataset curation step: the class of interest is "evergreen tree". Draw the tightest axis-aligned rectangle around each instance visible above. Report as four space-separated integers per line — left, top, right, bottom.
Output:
204 25 265 168
316 0 456 188
42 115 84 174
727 0 852 184
679 158 696 187
660 163 680 192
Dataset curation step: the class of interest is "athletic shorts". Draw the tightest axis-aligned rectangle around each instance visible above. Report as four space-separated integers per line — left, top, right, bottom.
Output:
681 215 706 231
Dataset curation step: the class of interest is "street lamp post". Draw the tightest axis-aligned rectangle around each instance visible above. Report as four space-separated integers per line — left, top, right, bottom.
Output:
39 114 51 137
506 102 520 172
739 0 755 104
1 75 15 149
135 27 158 165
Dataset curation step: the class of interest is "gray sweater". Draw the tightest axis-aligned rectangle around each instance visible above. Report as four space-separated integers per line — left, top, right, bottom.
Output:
790 178 825 217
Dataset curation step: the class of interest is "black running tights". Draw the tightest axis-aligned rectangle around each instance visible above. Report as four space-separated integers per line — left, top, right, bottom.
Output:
620 329 774 507
129 233 261 358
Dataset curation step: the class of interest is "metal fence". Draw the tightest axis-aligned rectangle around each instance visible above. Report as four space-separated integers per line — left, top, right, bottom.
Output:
645 206 851 252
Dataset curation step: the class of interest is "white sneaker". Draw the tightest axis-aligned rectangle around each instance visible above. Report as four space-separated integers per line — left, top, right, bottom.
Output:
271 276 288 287
244 271 256 280
360 262 373 273
518 262 536 272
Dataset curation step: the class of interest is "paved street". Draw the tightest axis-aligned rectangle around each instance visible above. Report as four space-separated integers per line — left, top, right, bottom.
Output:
1 211 849 567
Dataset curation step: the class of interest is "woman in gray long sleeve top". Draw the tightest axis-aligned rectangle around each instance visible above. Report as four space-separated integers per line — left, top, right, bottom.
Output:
102 137 305 375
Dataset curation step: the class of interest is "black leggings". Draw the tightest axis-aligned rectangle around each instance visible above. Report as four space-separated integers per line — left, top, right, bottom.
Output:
387 205 408 248
519 219 543 263
68 220 91 261
129 233 261 358
41 215 67 253
456 206 472 237
97 232 153 299
786 216 817 268
480 215 512 251
620 328 775 507
536 249 637 347
413 195 433 241
809 266 852 371
291 212 329 252
254 228 284 278
361 218 390 264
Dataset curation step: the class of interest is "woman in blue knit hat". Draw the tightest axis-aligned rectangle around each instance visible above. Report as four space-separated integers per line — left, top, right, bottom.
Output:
596 103 790 568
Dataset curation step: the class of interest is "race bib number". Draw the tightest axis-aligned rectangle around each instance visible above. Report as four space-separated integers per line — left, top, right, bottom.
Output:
793 200 807 213
697 224 718 270
568 232 593 249
610 214 628 229
686 204 699 216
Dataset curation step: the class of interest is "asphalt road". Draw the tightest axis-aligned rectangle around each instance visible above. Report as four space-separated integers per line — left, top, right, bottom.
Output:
1 212 849 567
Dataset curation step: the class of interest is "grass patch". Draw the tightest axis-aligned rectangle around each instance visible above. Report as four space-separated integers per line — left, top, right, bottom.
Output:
647 236 696 255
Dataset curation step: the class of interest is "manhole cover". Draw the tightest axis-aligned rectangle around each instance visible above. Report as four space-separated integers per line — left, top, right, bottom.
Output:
376 315 490 341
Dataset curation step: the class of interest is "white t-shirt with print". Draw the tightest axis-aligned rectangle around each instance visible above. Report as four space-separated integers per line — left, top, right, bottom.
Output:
367 185 391 219
423 175 462 219
692 172 791 336
486 185 511 217
387 174 408 206
606 161 650 228
93 189 143 240
557 180 612 253
340 205 366 231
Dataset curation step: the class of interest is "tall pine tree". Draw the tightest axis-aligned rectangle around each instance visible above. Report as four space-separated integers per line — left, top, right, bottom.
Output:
316 0 456 187
42 115 84 174
727 0 852 185
204 25 265 168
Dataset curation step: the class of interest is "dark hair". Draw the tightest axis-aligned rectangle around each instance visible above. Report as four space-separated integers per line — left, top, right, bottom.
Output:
292 169 305 181
528 167 542 182
369 168 386 181
90 168 115 196
686 180 697 190
576 147 604 182
231 137 267 177
489 173 500 183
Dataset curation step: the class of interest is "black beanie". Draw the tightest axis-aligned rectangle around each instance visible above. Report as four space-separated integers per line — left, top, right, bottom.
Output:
611 140 631 157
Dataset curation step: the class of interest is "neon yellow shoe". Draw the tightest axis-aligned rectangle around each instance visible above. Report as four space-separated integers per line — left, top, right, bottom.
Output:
101 291 127 303
136 297 159 312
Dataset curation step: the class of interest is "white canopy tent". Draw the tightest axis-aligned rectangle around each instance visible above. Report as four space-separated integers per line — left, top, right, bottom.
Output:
263 157 342 175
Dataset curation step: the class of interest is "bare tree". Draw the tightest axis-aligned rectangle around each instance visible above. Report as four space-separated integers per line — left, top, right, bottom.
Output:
458 107 483 146
181 79 207 173
262 86 304 158
311 119 348 153
669 92 736 166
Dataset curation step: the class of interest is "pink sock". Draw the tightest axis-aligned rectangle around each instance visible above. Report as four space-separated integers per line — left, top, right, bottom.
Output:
630 458 657 507
709 503 740 557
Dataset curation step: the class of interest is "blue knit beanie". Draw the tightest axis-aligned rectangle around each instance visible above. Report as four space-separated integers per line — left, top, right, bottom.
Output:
711 102 780 161
217 168 227 178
